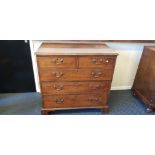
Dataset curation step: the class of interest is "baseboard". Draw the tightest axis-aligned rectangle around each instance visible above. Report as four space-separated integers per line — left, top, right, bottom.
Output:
111 86 132 90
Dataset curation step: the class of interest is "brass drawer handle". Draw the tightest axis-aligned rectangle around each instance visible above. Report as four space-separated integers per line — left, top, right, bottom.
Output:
88 98 100 103
105 58 114 63
55 98 64 104
53 85 64 91
51 57 64 65
92 57 112 64
91 71 102 78
51 83 80 90
52 71 64 78
89 84 102 89
92 58 103 65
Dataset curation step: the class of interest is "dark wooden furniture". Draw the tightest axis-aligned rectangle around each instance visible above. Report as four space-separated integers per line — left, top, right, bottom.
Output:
132 46 155 112
36 43 118 114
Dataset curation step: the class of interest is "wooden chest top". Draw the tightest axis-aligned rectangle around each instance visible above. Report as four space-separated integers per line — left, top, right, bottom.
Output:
36 43 118 56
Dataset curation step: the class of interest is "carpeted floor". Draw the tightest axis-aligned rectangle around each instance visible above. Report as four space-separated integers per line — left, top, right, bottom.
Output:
0 90 154 115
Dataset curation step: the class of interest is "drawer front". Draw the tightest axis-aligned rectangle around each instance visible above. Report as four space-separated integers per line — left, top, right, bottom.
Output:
39 69 113 81
42 94 107 108
41 81 111 94
37 56 76 68
78 56 116 68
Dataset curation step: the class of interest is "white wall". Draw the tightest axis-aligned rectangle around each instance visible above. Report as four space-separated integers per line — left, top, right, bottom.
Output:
106 43 143 90
30 41 155 92
29 41 42 92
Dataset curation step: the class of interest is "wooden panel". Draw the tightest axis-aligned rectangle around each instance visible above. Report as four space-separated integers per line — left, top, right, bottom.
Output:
79 55 116 69
133 46 155 105
41 81 111 94
42 94 107 108
39 69 113 81
37 56 76 68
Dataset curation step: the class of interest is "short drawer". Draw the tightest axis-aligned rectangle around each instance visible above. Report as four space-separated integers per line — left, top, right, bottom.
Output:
37 56 76 68
42 94 108 108
39 69 113 81
41 81 111 94
78 56 116 69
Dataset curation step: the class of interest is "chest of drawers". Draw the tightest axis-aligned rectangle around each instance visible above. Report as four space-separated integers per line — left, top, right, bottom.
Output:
36 43 118 114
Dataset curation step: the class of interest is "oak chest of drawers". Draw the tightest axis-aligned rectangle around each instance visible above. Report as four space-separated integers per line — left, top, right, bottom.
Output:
36 43 118 114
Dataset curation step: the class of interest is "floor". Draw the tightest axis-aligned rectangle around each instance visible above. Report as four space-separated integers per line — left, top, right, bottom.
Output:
0 90 154 115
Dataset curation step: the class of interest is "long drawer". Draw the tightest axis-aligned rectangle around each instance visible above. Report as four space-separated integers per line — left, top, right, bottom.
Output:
39 69 113 81
41 81 111 94
78 56 116 69
42 94 108 108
